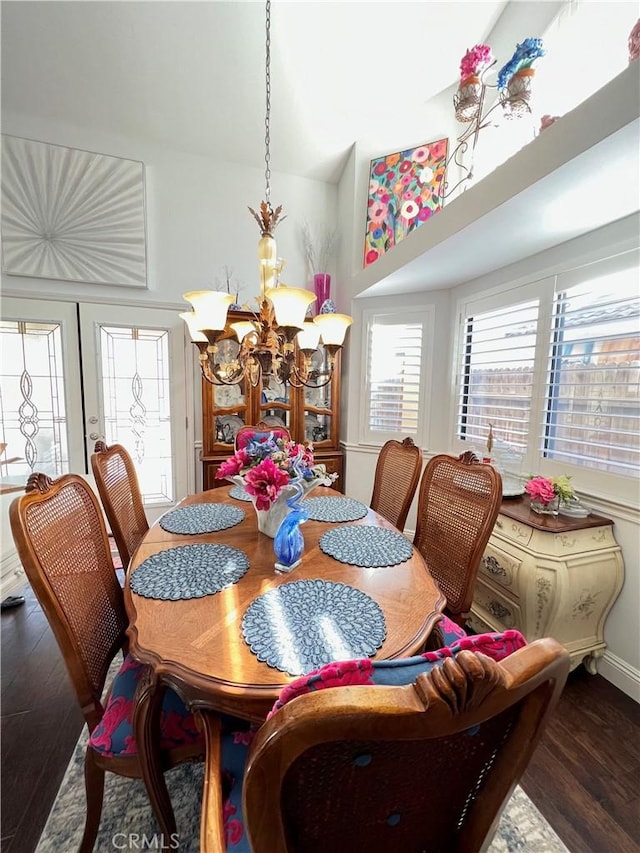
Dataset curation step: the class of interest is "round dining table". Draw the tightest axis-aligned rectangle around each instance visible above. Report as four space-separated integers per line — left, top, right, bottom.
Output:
125 485 445 723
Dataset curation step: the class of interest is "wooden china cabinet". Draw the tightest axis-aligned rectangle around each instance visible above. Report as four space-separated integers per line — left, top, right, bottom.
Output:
200 311 344 492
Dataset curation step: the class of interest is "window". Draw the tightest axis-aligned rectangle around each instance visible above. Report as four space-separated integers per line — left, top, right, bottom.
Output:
543 265 640 477
362 309 433 446
457 299 540 453
455 250 640 501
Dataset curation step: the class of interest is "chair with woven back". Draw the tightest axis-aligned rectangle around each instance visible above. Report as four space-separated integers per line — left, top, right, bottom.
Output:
91 440 149 569
234 423 292 452
369 437 423 532
9 472 204 852
199 634 569 852
413 450 502 631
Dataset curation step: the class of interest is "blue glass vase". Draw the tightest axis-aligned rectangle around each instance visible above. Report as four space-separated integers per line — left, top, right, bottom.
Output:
273 478 309 573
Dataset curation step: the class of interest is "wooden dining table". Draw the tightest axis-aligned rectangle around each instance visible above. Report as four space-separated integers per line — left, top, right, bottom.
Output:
125 485 445 723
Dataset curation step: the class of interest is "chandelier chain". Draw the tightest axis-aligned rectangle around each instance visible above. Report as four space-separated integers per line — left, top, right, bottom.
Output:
264 0 271 201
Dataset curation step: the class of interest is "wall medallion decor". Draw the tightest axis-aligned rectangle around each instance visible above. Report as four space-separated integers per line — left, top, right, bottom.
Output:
363 137 448 268
1 135 147 287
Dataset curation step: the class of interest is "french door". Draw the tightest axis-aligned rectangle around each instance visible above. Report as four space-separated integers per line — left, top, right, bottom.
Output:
0 297 189 521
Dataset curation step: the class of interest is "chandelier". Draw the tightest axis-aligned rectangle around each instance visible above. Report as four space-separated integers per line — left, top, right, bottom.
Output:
180 0 352 389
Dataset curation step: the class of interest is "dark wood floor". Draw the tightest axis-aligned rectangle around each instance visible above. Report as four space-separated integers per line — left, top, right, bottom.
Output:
2 583 639 853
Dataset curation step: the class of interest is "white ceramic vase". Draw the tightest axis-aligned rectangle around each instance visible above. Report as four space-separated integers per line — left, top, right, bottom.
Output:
227 472 333 538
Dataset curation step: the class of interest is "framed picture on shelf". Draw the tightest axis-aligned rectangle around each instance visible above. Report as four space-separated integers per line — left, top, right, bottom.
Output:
363 137 448 268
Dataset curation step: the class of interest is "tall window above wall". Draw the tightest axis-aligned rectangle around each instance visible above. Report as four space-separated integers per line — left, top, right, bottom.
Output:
361 308 434 447
542 259 640 479
455 249 640 503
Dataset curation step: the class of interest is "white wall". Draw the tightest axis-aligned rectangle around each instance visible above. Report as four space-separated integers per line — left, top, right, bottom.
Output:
1 111 338 310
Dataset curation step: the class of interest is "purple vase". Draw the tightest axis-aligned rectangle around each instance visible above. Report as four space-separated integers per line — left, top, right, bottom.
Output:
313 273 331 316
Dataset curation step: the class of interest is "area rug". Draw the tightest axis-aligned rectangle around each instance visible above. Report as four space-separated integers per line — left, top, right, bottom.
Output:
37 729 569 852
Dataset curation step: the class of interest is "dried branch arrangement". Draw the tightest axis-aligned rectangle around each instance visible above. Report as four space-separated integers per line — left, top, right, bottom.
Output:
301 221 339 274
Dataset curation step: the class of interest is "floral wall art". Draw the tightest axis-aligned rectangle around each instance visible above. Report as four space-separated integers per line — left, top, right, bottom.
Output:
1 135 147 288
363 137 448 268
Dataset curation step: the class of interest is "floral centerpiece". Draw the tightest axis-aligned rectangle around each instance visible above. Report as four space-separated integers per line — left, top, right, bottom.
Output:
524 475 574 515
216 431 336 537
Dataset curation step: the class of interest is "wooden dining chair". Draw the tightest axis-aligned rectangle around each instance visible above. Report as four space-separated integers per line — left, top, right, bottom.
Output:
370 437 423 532
234 423 292 452
9 473 204 852
413 451 502 628
199 636 569 853
91 440 149 569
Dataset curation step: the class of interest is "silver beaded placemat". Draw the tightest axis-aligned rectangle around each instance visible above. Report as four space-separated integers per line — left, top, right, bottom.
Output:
241 578 386 675
159 503 245 535
303 496 368 523
229 485 252 502
130 544 249 600
319 525 413 568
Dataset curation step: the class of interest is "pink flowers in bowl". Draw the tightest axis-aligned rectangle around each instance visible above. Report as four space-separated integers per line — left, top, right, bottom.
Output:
524 476 556 505
460 43 494 82
216 432 333 510
524 475 575 506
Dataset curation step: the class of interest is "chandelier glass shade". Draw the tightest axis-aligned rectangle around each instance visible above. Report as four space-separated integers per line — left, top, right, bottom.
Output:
180 0 352 389
181 285 352 388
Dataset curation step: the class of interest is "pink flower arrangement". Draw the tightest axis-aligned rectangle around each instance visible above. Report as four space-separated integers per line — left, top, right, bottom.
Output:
460 43 494 82
216 431 333 510
524 475 574 506
525 476 556 505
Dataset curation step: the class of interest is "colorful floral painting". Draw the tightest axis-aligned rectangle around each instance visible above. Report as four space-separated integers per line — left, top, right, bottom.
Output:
363 138 448 267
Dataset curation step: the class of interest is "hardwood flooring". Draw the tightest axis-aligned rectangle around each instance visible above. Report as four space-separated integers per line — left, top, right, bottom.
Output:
2 584 639 852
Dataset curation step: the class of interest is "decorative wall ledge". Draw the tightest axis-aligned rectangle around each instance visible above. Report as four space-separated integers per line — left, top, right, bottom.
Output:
350 63 640 299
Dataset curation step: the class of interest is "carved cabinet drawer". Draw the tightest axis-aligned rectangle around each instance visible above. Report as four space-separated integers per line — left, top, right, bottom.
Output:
479 542 520 592
473 580 521 631
493 514 532 547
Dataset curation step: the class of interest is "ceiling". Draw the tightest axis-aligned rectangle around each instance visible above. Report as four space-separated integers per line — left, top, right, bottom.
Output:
1 0 514 183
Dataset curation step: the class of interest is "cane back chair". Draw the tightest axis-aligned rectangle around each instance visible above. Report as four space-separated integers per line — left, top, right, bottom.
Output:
413 451 502 628
91 441 149 569
234 423 292 452
370 437 423 532
200 636 569 853
9 473 203 852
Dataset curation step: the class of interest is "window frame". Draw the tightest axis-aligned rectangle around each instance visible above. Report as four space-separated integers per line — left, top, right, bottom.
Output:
452 249 639 506
360 306 435 448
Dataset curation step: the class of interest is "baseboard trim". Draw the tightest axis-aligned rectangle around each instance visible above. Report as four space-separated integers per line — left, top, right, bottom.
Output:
598 651 640 702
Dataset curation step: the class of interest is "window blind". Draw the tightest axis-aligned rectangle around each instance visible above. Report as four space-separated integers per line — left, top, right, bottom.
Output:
542 267 640 476
457 299 540 453
366 320 422 435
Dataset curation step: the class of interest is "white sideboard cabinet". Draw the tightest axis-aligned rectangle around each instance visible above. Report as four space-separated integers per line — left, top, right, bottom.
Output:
469 497 624 673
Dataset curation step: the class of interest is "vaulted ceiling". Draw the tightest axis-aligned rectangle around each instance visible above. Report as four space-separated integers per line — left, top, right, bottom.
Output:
0 0 539 183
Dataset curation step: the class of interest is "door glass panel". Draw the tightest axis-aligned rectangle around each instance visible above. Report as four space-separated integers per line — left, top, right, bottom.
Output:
0 320 69 481
100 325 173 504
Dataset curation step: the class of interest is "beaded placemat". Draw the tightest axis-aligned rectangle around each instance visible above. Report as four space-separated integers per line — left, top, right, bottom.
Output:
130 544 249 600
229 485 252 502
241 578 386 675
303 496 368 523
319 525 413 568
159 503 245 535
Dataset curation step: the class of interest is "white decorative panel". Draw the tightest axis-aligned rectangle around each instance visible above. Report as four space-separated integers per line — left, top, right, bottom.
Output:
1 135 147 288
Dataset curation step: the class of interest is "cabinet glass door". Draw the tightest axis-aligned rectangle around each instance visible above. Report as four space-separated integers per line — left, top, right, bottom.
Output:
212 339 248 447
302 345 334 445
258 375 292 433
